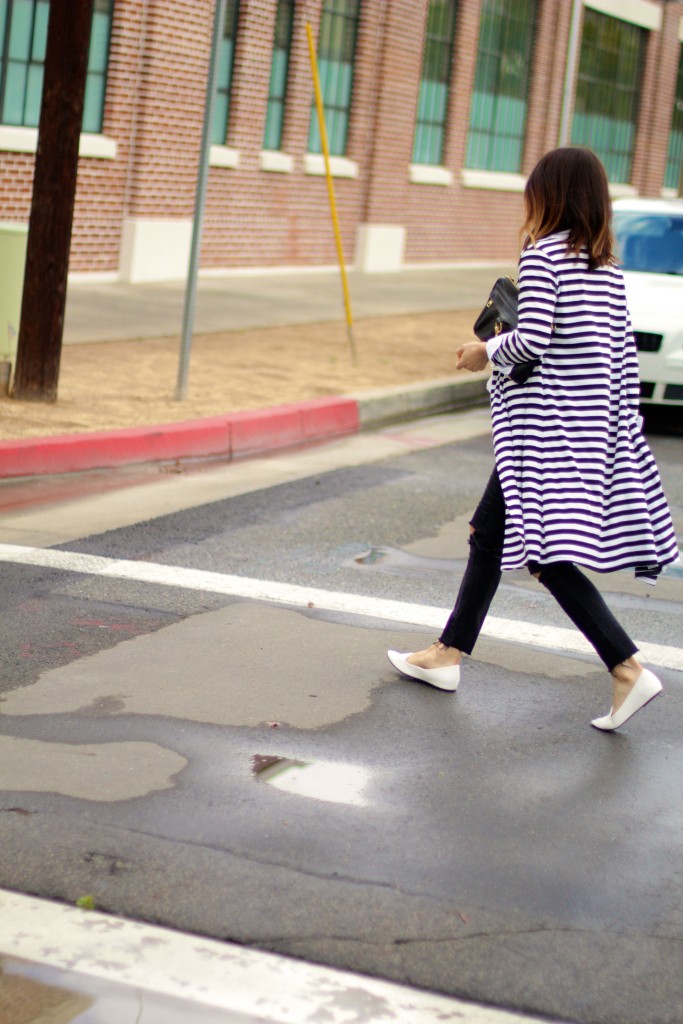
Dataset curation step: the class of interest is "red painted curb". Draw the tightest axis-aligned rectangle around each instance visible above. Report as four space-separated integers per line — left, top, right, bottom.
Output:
0 397 360 479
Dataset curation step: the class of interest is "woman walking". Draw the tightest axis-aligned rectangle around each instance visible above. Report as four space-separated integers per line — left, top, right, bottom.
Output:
388 147 679 731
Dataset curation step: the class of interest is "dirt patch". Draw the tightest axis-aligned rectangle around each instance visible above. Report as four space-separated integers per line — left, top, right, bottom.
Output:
0 309 480 440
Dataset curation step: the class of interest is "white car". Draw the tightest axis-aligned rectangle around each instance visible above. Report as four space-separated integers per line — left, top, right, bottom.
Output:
613 197 683 407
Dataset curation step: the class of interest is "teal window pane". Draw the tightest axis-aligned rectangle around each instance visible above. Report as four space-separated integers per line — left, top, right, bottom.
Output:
265 0 295 150
497 95 525 135
8 0 32 60
412 0 457 165
490 133 506 169
23 58 40 122
415 123 429 164
475 52 496 93
423 125 435 164
82 72 104 132
322 56 339 101
309 116 321 154
327 108 339 154
270 49 288 99
464 0 536 173
465 129 484 167
665 49 683 190
88 9 110 73
30 0 46 59
416 80 428 121
308 0 360 155
82 0 113 132
263 100 283 150
211 91 229 144
492 91 510 132
469 89 493 131
570 8 645 184
3 62 26 122
429 79 446 122
413 126 424 163
218 38 233 83
1 0 113 131
213 0 240 144
337 62 352 106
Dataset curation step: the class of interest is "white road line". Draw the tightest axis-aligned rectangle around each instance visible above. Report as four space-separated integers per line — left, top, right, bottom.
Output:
0 888 560 1024
1 543 681 671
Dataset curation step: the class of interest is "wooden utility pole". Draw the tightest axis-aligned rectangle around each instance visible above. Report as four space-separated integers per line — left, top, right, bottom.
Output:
12 0 94 402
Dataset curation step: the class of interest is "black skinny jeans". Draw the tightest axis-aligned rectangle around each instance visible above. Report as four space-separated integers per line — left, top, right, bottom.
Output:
439 470 638 672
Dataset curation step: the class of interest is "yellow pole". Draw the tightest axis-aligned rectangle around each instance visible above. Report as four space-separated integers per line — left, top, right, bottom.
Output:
305 21 357 364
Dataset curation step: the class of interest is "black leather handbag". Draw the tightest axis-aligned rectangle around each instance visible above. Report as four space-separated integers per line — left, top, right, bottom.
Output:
473 276 519 340
473 277 539 384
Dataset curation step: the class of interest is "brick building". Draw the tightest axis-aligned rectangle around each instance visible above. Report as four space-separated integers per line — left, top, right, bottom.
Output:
1 0 683 281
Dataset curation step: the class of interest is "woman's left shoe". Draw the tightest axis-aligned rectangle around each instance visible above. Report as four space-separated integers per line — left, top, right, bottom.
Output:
386 650 460 692
591 668 663 731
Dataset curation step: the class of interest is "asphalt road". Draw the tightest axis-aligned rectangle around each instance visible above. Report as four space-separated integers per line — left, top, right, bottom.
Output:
0 409 682 1024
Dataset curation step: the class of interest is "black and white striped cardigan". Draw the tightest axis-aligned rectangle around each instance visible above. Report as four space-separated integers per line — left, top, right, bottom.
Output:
486 231 679 581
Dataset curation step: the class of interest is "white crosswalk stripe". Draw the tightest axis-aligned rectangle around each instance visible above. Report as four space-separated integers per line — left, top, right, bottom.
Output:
0 888 562 1023
0 543 681 671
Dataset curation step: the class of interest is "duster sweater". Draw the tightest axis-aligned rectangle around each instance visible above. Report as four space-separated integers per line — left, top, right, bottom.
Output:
486 230 679 581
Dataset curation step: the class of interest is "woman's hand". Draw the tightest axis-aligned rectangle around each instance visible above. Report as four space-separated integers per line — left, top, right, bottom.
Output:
456 340 489 372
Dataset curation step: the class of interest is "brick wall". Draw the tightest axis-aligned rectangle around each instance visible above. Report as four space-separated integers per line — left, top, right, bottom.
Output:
402 0 523 264
0 0 681 276
69 0 141 272
124 0 209 218
0 153 34 222
633 0 683 196
361 0 425 226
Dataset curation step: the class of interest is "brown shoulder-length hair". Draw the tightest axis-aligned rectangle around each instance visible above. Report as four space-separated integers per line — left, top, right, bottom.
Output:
522 147 614 269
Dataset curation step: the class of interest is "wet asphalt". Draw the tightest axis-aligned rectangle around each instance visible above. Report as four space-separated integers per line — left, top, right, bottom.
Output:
0 416 682 1024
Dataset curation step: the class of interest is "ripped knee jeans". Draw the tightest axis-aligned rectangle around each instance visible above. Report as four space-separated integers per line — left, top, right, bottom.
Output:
438 469 637 670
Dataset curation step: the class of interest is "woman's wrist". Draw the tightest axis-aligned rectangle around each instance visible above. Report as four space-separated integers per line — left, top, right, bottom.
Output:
486 336 504 362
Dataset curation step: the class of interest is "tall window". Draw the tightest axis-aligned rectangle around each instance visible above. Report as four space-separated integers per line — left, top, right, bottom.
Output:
307 0 360 156
665 48 683 192
263 0 294 151
0 0 113 133
211 0 240 145
465 0 536 173
412 0 457 166
84 0 113 132
571 8 646 183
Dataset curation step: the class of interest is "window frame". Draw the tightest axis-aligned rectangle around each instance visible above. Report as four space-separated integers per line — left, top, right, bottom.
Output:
464 0 536 174
0 0 113 134
263 0 295 152
307 0 361 158
411 0 458 168
665 44 683 193
211 0 241 146
570 6 647 184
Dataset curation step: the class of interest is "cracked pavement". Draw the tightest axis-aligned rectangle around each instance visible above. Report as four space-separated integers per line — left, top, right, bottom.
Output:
1 413 682 1024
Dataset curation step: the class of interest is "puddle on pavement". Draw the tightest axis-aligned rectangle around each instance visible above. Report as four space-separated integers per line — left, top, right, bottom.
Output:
252 755 371 806
353 545 460 576
0 956 240 1023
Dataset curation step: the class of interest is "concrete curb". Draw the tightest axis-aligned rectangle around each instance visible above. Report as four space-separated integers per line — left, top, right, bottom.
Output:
0 377 488 479
356 374 489 430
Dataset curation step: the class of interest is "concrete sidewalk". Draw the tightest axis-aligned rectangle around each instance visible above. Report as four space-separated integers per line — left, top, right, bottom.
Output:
0 266 508 478
64 263 514 343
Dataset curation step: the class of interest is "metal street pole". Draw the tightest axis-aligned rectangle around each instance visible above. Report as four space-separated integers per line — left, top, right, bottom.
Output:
559 0 583 147
176 0 227 401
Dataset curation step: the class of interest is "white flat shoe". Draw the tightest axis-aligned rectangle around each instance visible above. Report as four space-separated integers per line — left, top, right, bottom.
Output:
387 650 459 692
591 668 663 731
